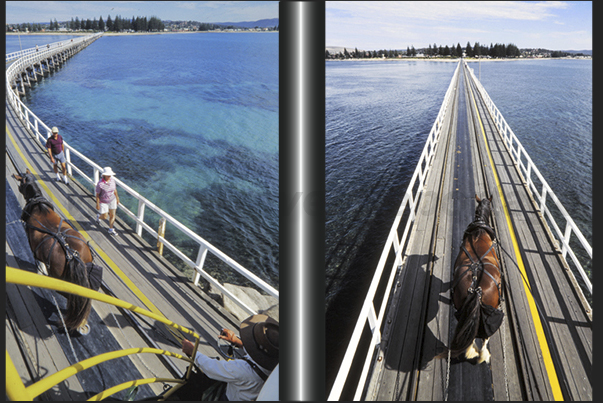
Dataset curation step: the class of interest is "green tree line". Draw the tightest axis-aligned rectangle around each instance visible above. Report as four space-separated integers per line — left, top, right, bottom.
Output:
326 41 522 60
6 15 164 32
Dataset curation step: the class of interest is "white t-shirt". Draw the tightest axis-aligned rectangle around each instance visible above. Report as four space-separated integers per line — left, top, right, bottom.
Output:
194 350 271 401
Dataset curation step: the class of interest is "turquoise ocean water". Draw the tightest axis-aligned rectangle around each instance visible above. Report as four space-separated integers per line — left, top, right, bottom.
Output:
7 33 279 288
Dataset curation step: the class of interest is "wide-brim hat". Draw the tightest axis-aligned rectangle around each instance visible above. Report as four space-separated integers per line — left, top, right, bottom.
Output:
101 167 116 177
240 314 279 371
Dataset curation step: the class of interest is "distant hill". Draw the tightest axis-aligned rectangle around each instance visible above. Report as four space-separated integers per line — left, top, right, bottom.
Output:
559 49 592 55
213 18 279 28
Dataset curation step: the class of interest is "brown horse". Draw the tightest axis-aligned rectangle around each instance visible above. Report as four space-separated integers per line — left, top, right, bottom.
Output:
13 169 102 334
446 195 503 364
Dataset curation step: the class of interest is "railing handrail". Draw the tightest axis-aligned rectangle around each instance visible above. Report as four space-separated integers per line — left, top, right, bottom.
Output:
6 33 102 63
6 37 278 317
5 266 196 401
464 62 592 295
327 61 462 401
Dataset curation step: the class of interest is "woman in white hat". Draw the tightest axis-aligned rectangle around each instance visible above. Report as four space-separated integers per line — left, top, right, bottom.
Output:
182 314 279 401
95 167 120 235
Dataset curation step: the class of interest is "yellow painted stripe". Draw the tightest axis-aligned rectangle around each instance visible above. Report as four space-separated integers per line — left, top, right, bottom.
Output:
6 124 184 342
466 78 563 400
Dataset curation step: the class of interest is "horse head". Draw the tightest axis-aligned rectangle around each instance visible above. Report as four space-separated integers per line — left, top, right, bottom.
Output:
13 169 42 201
474 194 493 223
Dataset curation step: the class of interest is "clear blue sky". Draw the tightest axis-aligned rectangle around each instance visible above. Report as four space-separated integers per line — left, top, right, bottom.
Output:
6 1 279 24
327 1 592 51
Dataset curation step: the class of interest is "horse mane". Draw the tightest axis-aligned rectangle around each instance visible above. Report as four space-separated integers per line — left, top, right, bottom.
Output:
463 224 492 244
22 197 55 222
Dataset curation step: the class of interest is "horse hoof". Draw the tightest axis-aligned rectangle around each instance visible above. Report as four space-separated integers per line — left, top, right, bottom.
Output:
478 349 491 364
465 344 480 360
77 323 90 335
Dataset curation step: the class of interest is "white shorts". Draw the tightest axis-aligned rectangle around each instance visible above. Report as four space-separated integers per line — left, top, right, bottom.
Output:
99 198 117 215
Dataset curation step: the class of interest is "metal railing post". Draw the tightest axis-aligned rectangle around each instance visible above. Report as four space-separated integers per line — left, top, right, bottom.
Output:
65 147 72 176
194 246 209 286
136 200 146 237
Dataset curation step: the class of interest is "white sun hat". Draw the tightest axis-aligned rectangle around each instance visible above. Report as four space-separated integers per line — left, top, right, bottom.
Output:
101 167 116 177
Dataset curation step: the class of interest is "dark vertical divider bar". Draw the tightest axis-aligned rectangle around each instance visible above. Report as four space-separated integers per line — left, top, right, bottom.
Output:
280 1 326 400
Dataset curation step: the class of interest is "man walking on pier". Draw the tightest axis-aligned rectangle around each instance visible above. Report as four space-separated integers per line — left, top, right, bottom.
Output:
46 127 69 185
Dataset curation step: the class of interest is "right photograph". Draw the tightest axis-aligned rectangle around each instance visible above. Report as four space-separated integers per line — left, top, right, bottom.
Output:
324 2 592 401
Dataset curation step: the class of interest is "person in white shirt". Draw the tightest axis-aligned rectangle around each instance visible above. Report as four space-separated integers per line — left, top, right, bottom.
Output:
182 314 279 401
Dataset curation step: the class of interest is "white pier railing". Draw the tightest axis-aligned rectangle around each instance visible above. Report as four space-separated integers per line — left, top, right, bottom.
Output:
465 61 592 295
6 35 278 317
328 59 592 400
328 61 461 401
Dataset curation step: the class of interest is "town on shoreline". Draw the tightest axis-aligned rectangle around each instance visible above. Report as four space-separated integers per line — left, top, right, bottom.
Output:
326 44 591 61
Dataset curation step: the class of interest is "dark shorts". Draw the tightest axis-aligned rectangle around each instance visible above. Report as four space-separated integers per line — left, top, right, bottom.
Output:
52 151 66 164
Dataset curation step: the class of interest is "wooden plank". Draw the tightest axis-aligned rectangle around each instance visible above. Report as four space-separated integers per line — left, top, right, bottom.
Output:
372 73 461 401
414 78 461 401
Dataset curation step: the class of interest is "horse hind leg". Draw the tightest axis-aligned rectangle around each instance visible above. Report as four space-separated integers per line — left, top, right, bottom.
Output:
478 338 491 364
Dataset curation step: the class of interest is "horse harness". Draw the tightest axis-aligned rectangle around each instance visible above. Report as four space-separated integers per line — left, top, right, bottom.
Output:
452 220 505 339
21 196 83 270
453 220 502 300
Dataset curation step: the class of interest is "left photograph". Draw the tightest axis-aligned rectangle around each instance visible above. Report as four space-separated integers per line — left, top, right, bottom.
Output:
6 1 279 401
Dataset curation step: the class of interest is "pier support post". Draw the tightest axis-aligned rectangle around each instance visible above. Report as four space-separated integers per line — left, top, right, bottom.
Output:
157 218 167 255
193 246 209 286
136 200 145 237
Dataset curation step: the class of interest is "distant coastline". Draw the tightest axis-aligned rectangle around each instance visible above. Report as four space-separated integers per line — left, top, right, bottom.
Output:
6 31 276 37
326 56 591 62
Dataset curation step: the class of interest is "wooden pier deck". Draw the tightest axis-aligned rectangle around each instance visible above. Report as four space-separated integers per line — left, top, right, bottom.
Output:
364 62 591 401
6 101 242 400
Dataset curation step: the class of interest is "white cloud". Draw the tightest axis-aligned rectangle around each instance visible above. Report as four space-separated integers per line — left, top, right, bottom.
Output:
328 1 570 23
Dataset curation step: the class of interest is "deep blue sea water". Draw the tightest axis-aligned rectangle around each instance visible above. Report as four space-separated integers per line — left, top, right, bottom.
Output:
324 59 591 389
7 33 279 288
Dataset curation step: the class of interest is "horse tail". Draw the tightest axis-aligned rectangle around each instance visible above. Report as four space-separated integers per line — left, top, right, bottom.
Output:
63 256 92 332
448 290 482 359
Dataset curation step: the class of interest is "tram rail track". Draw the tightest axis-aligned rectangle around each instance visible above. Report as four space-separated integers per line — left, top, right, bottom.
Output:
397 62 522 401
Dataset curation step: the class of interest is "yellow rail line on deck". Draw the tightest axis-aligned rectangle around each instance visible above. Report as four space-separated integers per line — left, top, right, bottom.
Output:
466 76 563 400
6 123 185 343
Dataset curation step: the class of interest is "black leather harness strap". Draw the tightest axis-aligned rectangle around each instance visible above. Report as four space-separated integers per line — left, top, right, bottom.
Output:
452 221 502 296
23 201 81 269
